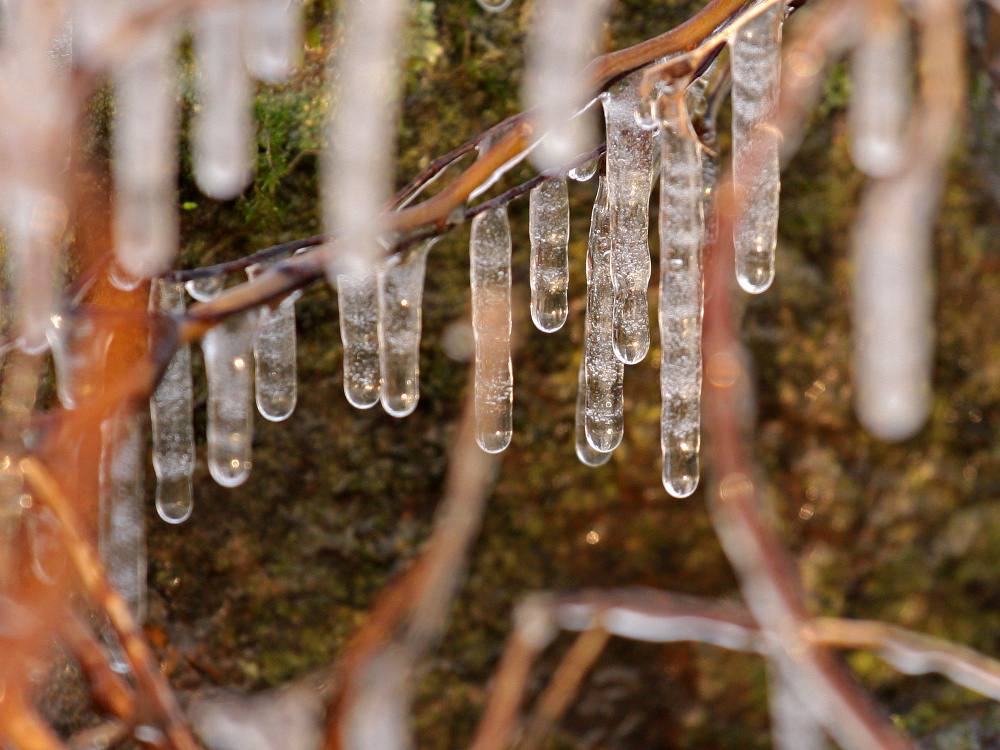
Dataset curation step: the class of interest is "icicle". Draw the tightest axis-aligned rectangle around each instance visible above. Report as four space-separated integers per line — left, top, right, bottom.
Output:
99 412 147 623
568 153 602 182
658 99 705 499
603 75 656 364
150 279 195 524
476 0 513 12
247 261 299 421
338 272 381 409
202 310 259 488
523 0 614 169
185 275 224 303
243 0 301 83
528 178 570 332
192 2 253 200
324 0 408 279
583 176 624 453
378 240 434 418
852 168 935 441
848 0 910 178
470 205 513 454
729 1 783 294
575 363 611 467
47 310 110 408
112 20 179 278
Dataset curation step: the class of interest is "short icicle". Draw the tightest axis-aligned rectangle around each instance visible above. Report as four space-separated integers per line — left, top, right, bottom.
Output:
243 0 301 83
584 176 624 454
150 279 195 523
575 362 611 467
603 74 656 364
528 177 570 332
378 240 434 418
99 412 147 623
470 205 513 453
729 0 783 294
338 272 382 409
247 261 299 421
657 97 705 498
203 310 259 488
192 2 254 200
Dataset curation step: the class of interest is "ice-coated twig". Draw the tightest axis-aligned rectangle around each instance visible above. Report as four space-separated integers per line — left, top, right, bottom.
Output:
192 1 254 200
603 73 656 364
470 205 513 454
338 272 382 409
657 97 705 498
243 0 301 83
523 0 613 169
98 411 147 623
729 0 783 294
848 0 910 178
528 177 570 332
150 279 195 523
112 17 179 278
767 662 828 750
323 0 408 279
583 176 624 454
247 260 299 422
202 310 259 488
378 240 434 418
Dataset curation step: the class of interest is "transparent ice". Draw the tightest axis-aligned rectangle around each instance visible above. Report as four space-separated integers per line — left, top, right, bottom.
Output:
470 205 513 453
575 362 611 467
603 74 656 364
730 1 783 294
529 177 570 332
247 261 299 422
150 279 195 524
338 272 382 409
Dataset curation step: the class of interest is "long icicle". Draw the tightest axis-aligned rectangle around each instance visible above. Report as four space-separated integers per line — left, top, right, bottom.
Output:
575 362 610 466
99 411 147 623
112 17 179 279
202 310 259 488
528 177 570 332
242 0 302 84
192 1 254 200
150 279 195 524
603 73 656 364
470 205 514 454
584 176 624 454
658 97 705 499
730 0 783 294
247 260 299 422
378 240 435 418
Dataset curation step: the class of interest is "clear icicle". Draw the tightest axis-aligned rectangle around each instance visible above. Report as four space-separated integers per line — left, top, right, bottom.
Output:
243 0 301 83
583 176 624 453
575 362 611 466
192 2 254 200
523 0 613 169
324 0 408 279
568 153 602 182
378 241 434 418
99 412 147 623
338 272 381 409
247 261 299 422
848 0 910 178
603 75 656 364
658 100 705 499
112 20 179 278
470 205 513 454
852 168 936 441
150 280 195 524
203 310 259 488
529 178 570 332
729 1 783 294
47 310 111 408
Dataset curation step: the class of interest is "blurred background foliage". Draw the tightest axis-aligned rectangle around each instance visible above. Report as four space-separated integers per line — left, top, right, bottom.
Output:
56 1 1000 748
